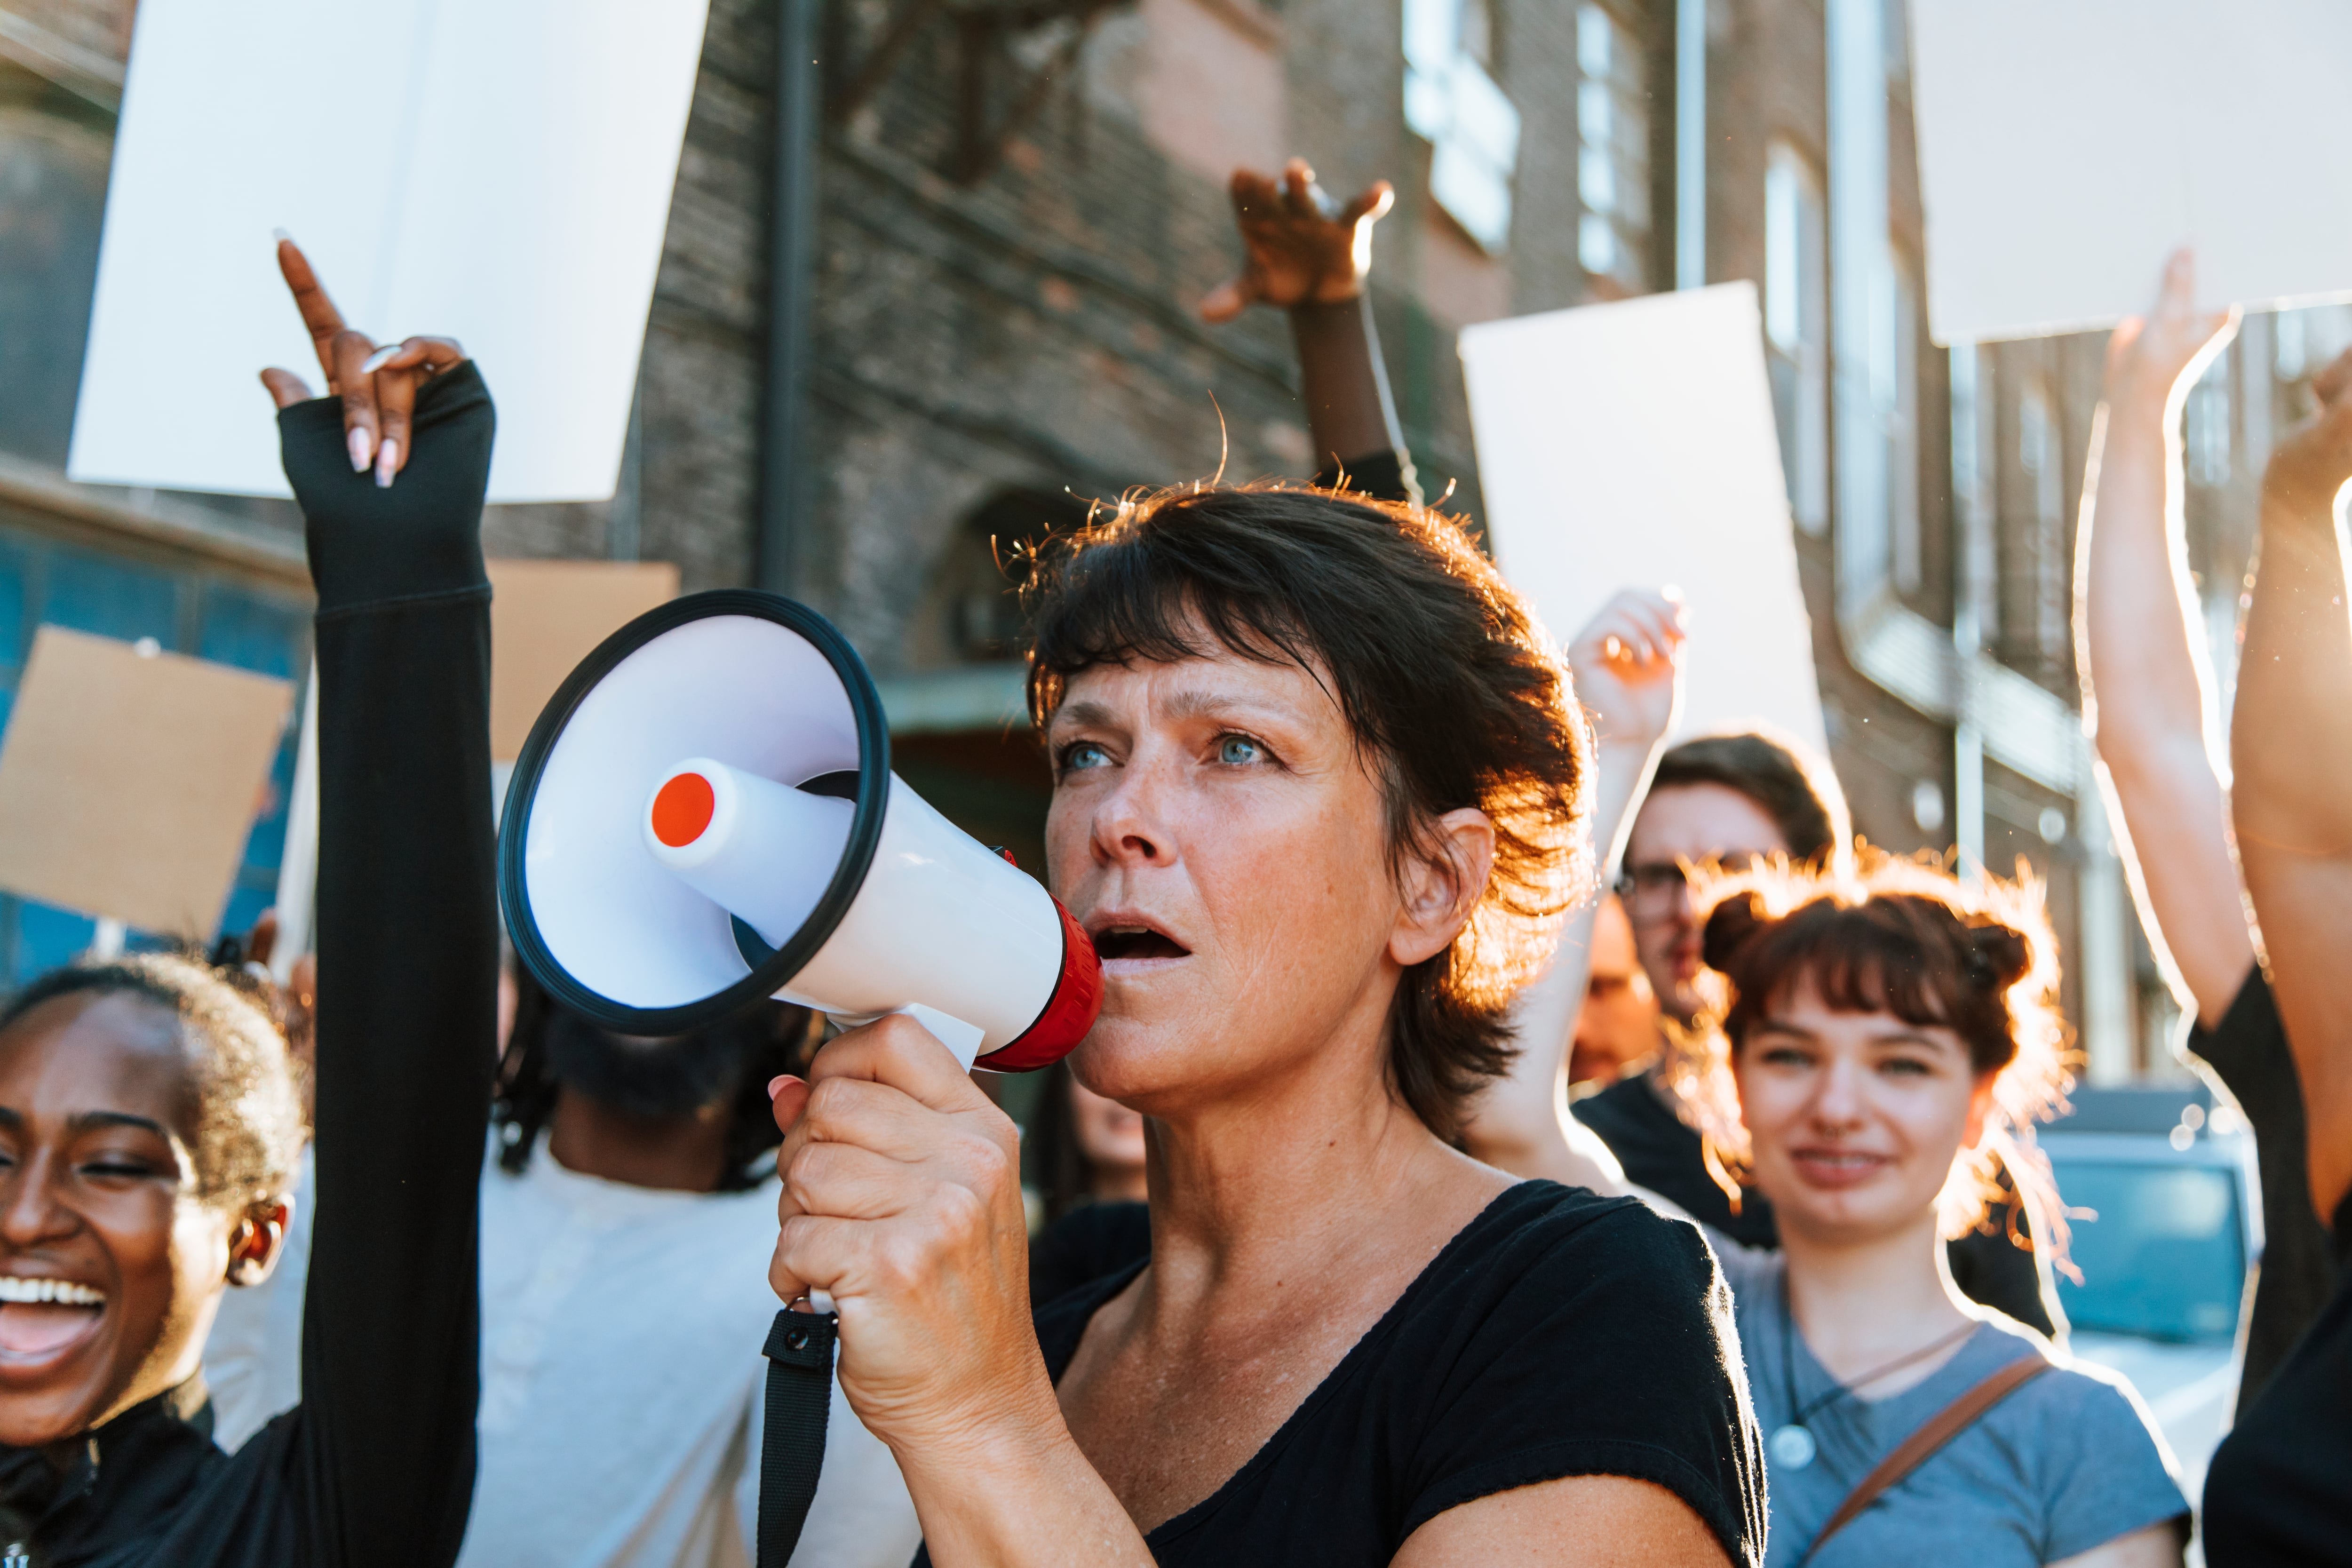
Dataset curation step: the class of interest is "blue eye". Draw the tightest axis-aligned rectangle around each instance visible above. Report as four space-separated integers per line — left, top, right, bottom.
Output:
1061 741 1111 772
1217 735 1264 765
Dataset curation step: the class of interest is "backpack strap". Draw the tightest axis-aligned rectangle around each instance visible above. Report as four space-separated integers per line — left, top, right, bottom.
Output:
1799 1355 2052 1564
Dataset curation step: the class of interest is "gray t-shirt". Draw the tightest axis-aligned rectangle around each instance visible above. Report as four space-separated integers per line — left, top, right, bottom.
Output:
1704 1228 2188 1567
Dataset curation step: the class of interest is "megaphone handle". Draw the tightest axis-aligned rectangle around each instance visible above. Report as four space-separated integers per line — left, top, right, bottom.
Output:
756 1304 838 1568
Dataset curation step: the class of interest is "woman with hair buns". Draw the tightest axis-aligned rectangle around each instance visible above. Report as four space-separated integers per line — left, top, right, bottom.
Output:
1654 854 2188 1567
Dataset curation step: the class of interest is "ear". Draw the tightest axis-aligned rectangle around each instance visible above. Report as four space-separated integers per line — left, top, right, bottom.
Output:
1390 807 1496 968
225 1199 291 1289
1960 1071 2000 1153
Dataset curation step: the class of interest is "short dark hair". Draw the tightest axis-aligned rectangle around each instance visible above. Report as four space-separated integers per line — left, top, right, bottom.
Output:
1022 482 1592 1139
493 961 813 1194
0 954 304 1217
1648 730 1849 866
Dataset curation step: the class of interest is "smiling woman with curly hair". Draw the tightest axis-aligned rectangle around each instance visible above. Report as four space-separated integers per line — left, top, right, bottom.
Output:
1649 851 2190 1568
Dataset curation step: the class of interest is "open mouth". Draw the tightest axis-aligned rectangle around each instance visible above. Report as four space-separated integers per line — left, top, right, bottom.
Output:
1093 926 1191 963
0 1279 104 1363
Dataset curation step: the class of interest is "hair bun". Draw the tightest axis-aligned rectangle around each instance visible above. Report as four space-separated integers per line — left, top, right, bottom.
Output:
1964 923 2032 991
1701 893 1769 974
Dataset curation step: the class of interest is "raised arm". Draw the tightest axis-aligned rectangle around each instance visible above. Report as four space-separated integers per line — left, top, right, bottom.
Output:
1201 159 1416 501
2233 343 2352 1220
264 241 496 1567
2076 252 2252 1026
1463 589 1685 1189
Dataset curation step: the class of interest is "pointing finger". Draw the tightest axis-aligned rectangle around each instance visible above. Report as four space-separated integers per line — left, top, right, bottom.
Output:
274 237 349 391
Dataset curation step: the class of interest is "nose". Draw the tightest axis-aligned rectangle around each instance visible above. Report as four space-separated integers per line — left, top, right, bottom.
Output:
0 1151 79 1252
1091 754 1178 870
1808 1055 1869 1130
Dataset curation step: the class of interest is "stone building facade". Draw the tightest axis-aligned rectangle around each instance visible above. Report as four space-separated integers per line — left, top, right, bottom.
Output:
1 0 2320 1076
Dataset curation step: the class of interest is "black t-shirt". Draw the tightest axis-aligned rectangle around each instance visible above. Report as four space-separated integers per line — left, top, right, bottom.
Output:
0 367 498 1566
946 1181 1765 1567
1574 1070 2059 1336
1030 1200 1153 1311
2184 968 2339 1409
2200 1195 2352 1566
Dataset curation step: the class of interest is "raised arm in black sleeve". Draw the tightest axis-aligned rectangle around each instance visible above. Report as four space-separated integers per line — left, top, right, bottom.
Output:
287 362 496 1567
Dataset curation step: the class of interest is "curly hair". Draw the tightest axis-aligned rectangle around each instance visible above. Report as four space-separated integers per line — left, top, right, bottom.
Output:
0 952 306 1219
1021 480 1592 1139
1661 848 2076 1251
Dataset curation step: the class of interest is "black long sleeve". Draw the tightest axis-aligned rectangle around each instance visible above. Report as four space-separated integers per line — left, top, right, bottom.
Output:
96 364 498 1567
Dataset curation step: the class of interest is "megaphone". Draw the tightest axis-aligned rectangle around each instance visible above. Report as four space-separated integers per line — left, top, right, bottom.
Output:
497 589 1100 1074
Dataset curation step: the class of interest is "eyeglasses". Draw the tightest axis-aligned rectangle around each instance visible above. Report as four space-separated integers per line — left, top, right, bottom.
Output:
1613 861 1693 918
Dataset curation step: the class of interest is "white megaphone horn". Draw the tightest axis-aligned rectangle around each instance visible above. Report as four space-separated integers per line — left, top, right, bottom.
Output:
497 590 1101 1074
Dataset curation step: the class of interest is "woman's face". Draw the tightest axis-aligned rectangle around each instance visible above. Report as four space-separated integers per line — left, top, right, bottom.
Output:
0 993 267 1445
1731 977 1993 1246
1044 646 1488 1120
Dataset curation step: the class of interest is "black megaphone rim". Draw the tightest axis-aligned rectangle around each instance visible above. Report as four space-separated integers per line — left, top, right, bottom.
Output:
498 589 892 1036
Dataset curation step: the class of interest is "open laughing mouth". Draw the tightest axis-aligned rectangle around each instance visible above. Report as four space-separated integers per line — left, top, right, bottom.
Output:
0 1277 105 1365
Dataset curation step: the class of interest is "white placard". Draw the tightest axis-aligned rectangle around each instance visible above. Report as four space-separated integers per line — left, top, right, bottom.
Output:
68 0 713 502
1910 0 2352 345
1460 282 1827 755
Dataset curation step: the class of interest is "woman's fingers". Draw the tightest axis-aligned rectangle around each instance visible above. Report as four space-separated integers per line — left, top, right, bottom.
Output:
258 367 316 410
1339 180 1396 227
330 330 381 474
358 337 469 485
786 1139 929 1223
274 237 350 391
2312 344 2352 407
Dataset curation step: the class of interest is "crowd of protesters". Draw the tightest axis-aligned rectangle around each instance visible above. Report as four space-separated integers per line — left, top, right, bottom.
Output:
0 147 2344 1568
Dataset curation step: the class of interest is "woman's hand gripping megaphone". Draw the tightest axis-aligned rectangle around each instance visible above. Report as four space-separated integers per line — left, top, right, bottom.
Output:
766 1014 1061 1457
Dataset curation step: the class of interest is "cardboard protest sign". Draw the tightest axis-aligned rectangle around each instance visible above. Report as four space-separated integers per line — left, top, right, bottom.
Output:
0 627 294 937
489 558 681 762
69 0 714 501
1459 282 1828 756
1910 0 2352 343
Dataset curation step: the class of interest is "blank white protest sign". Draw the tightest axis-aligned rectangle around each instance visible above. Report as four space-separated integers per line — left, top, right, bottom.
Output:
1909 0 2352 344
1460 282 1827 756
69 0 714 502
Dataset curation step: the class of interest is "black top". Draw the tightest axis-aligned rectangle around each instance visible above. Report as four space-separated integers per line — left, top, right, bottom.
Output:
2183 968 2338 1409
941 1182 1766 1567
1 366 498 1566
2200 1195 2352 1567
1029 1200 1152 1312
1574 1071 2058 1335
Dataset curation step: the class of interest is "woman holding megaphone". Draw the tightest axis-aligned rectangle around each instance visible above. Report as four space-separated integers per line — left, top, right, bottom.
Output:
761 483 1764 1558
0 241 493 1565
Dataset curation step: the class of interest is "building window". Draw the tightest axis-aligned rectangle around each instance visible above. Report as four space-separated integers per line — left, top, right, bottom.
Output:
1404 0 1521 254
2018 379 2067 664
1575 3 1649 289
1765 142 1828 535
1879 246 1922 594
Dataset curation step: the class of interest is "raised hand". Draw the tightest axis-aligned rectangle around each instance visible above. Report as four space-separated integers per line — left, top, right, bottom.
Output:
2265 345 2352 526
2104 249 2238 413
1567 588 1687 754
257 237 467 487
1200 158 1395 323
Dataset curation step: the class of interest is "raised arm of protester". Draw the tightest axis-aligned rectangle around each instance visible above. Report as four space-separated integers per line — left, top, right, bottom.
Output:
1201 158 1419 503
2230 341 2352 1225
1464 588 1686 1191
244 240 495 1564
2077 252 2336 1409
2201 341 2352 1567
2077 251 2249 1021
